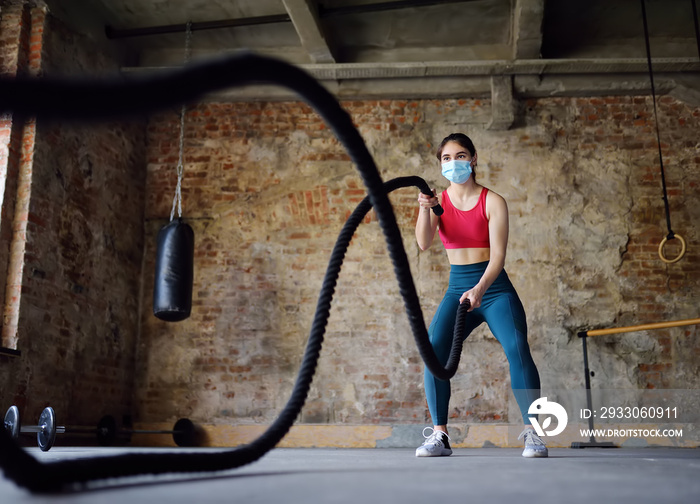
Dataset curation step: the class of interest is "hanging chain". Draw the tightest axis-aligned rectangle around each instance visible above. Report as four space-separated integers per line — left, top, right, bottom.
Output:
170 21 193 222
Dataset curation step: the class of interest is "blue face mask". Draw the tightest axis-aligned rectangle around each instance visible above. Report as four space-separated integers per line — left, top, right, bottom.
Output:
441 160 472 184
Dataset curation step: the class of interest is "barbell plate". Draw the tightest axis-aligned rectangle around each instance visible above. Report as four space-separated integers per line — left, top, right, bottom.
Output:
96 415 117 446
172 418 197 447
4 405 20 440
37 407 57 452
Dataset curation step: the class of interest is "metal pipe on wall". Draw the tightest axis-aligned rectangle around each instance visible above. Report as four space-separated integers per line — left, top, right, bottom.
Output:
580 318 700 338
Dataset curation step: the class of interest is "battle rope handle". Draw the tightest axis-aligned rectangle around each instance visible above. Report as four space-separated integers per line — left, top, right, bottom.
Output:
412 177 444 216
658 233 686 264
0 55 465 492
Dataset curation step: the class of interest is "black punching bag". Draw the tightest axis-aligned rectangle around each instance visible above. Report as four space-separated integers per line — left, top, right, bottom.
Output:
153 219 194 322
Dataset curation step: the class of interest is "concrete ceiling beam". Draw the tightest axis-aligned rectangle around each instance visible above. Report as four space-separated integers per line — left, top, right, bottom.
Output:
191 73 680 102
512 0 544 60
669 76 700 107
289 58 700 79
487 75 515 130
122 58 699 105
282 0 335 64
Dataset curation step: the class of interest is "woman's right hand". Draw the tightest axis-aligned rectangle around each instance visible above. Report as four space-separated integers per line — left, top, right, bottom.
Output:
417 189 438 210
415 189 439 250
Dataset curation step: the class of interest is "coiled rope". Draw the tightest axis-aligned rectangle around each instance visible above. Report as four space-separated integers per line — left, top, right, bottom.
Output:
0 54 468 493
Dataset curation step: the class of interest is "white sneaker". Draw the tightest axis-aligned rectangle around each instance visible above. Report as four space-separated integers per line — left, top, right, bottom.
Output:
415 427 453 457
518 428 548 458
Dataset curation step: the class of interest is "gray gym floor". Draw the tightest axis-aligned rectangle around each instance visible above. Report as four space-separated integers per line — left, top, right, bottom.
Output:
2 447 699 503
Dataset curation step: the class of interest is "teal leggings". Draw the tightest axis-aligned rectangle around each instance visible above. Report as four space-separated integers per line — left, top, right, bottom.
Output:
424 262 541 425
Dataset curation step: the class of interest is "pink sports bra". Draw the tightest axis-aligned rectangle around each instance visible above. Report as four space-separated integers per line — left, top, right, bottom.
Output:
438 188 490 249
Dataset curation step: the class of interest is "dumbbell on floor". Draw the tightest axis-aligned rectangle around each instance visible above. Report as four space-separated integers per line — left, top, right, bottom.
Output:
4 405 200 451
3 405 63 451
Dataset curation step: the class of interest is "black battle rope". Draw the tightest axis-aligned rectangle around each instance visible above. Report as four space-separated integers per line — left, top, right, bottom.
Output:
0 54 469 493
641 0 675 241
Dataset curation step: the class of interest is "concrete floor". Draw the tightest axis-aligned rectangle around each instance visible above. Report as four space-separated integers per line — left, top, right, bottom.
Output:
2 447 700 503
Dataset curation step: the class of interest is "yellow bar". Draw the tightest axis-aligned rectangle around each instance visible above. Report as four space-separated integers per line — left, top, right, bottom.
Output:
585 318 700 337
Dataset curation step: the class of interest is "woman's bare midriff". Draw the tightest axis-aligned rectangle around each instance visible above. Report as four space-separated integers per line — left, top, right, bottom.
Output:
446 247 490 265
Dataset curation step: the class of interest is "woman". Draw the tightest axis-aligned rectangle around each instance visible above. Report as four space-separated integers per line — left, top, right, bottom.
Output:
414 133 546 458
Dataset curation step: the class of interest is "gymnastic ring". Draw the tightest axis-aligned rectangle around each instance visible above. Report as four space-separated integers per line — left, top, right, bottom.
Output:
658 234 686 264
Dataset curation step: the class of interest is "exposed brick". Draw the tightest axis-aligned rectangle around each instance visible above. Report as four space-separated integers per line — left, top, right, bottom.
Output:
0 10 146 428
133 94 699 426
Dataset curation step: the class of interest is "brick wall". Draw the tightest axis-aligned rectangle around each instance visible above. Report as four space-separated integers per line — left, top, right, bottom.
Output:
137 95 699 428
0 6 147 429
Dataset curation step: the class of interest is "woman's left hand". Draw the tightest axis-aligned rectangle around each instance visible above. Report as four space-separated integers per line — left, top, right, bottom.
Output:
460 286 484 312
